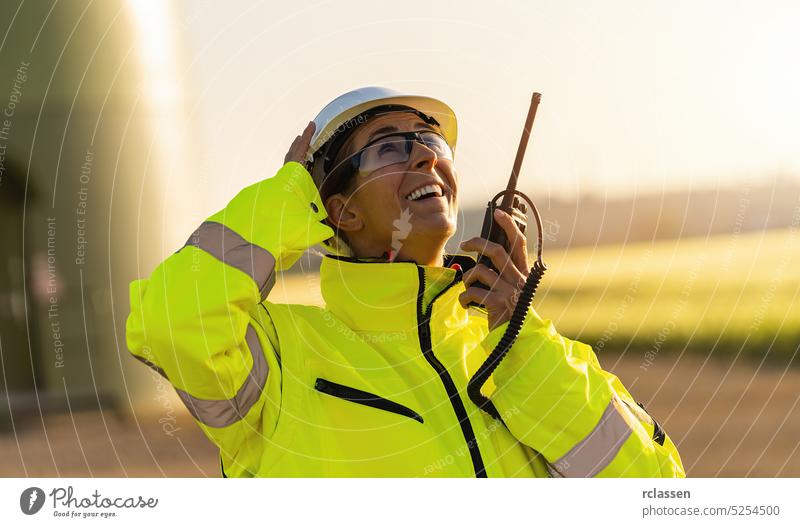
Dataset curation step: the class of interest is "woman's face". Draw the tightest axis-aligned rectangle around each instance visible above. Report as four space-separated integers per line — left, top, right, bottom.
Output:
324 112 459 261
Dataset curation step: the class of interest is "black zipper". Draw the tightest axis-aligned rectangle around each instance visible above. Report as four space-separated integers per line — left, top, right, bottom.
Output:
314 378 424 423
416 266 487 478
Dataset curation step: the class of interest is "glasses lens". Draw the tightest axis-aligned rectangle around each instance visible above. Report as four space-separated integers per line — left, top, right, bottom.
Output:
359 135 410 172
420 131 453 160
358 131 453 173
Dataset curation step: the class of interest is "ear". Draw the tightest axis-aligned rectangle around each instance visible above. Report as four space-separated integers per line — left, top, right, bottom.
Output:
324 193 364 235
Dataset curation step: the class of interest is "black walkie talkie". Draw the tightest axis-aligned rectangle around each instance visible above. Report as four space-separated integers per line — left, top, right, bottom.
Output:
466 92 548 424
471 92 543 301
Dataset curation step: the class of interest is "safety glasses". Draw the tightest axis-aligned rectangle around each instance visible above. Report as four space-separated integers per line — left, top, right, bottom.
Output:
345 130 453 175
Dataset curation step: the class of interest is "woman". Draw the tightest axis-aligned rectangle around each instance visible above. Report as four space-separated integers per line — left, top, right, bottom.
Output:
126 87 684 477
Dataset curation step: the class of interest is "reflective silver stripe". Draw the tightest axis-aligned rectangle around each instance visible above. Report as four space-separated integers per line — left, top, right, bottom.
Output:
184 221 277 300
131 325 269 428
547 396 633 477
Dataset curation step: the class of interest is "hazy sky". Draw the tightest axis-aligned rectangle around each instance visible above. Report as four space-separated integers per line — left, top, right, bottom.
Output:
177 0 800 209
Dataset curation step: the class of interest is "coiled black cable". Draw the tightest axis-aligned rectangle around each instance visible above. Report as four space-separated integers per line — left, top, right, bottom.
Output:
467 189 546 424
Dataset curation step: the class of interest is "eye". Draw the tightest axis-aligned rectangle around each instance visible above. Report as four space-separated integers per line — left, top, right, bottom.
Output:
423 134 451 157
378 142 400 154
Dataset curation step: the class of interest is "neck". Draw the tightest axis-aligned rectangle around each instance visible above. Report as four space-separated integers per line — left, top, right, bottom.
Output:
350 237 447 267
395 241 445 266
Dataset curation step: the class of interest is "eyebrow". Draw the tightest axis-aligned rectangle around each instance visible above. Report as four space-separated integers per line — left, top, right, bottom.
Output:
364 122 435 145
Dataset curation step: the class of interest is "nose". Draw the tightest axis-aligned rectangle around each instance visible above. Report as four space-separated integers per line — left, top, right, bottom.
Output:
407 137 438 172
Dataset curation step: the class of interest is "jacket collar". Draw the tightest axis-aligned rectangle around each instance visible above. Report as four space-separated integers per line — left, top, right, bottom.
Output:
319 253 477 332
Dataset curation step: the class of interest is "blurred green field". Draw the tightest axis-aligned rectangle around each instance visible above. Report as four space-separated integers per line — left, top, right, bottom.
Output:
270 228 800 361
538 227 800 360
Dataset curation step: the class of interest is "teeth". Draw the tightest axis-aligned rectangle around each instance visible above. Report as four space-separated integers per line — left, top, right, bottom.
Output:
406 184 443 201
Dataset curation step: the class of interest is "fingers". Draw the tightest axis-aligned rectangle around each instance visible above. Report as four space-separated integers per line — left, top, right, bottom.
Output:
492 208 529 275
284 121 316 165
284 136 301 164
297 121 315 161
458 286 492 309
458 287 512 330
460 236 525 285
463 263 514 294
300 120 315 144
458 209 530 330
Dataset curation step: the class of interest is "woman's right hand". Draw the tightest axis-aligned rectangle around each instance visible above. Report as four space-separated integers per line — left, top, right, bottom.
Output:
284 121 316 165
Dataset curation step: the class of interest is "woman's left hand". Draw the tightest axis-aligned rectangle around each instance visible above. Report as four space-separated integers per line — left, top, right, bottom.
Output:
458 209 530 331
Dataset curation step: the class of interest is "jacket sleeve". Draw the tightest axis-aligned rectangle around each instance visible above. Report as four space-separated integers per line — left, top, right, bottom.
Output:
125 162 334 472
481 306 685 478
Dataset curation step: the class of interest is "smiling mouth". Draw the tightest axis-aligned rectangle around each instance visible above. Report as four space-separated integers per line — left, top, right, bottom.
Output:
405 183 445 202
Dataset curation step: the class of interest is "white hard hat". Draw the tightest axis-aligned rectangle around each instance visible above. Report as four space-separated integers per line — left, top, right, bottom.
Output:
307 86 457 166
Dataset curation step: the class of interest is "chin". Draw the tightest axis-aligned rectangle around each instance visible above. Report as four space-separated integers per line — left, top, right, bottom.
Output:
413 217 456 242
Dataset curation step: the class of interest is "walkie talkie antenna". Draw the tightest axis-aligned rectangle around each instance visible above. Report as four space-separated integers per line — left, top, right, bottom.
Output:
500 92 541 210
476 92 544 268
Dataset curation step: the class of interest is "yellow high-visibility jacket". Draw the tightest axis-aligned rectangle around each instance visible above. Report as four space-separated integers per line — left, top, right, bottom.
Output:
126 161 685 477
